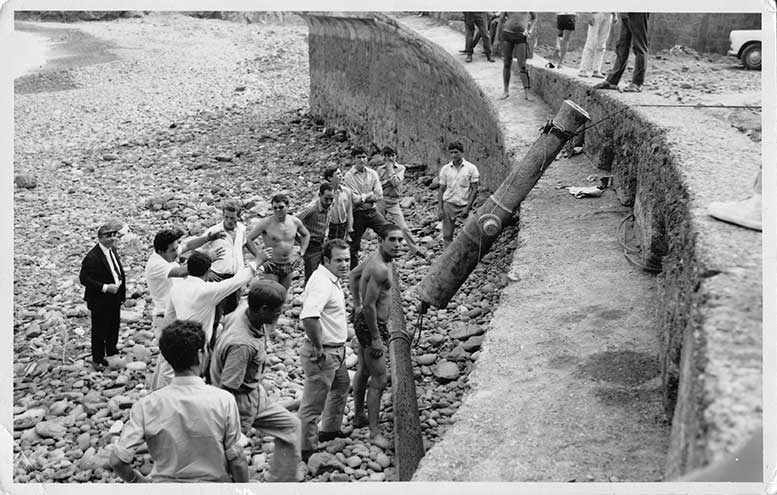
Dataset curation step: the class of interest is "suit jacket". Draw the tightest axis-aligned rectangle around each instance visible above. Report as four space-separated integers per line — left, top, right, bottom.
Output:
79 243 126 310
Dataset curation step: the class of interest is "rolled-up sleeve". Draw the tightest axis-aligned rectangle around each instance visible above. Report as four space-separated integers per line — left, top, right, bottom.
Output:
223 397 242 461
113 403 146 464
300 277 328 320
218 345 252 392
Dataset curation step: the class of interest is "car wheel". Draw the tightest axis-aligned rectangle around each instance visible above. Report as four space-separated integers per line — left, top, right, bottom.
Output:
741 43 761 70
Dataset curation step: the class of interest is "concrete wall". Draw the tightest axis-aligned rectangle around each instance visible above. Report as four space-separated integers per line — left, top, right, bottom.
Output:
301 10 761 479
428 12 761 55
530 66 761 479
299 12 509 191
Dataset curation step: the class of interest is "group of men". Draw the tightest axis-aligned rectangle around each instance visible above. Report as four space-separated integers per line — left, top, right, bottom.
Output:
460 11 650 98
79 142 480 482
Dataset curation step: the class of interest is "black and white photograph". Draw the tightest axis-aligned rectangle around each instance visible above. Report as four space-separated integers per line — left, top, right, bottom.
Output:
5 3 771 488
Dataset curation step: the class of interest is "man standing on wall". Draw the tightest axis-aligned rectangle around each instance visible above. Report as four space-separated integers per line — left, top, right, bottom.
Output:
79 219 126 371
343 146 389 269
349 224 404 450
298 183 335 282
578 12 617 78
495 11 536 100
375 146 426 257
463 12 495 63
437 141 480 248
593 13 650 92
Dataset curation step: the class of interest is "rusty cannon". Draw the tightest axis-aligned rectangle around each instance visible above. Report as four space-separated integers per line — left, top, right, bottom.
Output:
417 99 591 310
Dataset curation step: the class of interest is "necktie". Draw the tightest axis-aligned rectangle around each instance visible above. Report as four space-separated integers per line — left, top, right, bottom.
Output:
109 249 122 284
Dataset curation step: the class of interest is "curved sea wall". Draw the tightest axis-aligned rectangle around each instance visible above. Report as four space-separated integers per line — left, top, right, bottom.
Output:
299 12 509 191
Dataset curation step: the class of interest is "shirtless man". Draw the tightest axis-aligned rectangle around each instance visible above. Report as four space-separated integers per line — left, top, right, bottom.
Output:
348 224 404 449
246 192 311 290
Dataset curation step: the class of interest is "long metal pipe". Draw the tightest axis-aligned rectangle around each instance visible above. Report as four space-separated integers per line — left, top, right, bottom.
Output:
417 99 591 309
388 264 425 480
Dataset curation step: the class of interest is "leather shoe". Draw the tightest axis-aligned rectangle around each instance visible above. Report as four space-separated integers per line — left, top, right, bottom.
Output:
318 430 349 442
92 360 107 371
487 55 495 63
465 54 472 63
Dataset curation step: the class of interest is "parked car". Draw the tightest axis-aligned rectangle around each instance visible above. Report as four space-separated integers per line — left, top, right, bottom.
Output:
728 30 761 70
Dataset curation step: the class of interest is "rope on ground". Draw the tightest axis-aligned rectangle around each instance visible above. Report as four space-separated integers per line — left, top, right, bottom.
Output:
617 213 662 273
573 102 760 137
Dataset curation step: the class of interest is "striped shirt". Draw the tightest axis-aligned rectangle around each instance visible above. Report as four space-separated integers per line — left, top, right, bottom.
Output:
297 198 330 243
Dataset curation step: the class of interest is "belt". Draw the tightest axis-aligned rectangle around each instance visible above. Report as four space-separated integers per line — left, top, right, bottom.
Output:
322 343 345 348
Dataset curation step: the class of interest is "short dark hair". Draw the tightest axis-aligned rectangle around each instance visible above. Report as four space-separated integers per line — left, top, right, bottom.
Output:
247 280 287 311
270 193 290 205
382 146 396 156
153 229 184 254
351 146 366 157
323 239 349 262
323 166 339 181
222 199 240 213
187 251 212 277
447 141 464 152
319 183 334 196
379 223 402 239
159 320 205 372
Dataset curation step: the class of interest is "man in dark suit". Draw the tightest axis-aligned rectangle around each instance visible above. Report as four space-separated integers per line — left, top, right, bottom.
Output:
80 219 126 371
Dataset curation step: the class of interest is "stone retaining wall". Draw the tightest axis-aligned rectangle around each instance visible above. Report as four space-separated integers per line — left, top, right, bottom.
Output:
530 64 761 478
298 12 509 191
299 10 761 479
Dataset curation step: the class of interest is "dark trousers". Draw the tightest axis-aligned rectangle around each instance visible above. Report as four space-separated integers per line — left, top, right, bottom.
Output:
464 12 492 56
606 13 649 87
90 301 120 362
350 208 389 269
303 239 323 283
473 14 499 49
209 271 240 349
328 222 348 241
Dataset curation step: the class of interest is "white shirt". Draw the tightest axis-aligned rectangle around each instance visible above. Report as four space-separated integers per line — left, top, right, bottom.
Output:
144 252 180 316
202 221 246 275
439 159 480 206
164 267 253 343
300 265 348 345
99 243 122 286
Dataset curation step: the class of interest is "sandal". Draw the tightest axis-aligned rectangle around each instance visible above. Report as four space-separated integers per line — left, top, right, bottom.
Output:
621 83 642 93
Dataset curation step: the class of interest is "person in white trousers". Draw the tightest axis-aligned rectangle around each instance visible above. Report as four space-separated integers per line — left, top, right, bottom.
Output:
578 12 617 78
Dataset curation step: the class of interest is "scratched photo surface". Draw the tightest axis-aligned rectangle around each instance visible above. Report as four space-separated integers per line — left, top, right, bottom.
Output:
9 9 764 486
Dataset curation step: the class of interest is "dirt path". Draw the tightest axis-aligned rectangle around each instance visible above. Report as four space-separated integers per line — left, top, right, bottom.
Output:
398 14 670 482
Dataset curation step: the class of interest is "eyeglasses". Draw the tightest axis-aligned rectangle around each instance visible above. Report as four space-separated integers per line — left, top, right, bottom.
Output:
101 231 122 238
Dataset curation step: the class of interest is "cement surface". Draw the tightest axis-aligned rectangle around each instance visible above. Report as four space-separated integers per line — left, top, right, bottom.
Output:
397 15 671 482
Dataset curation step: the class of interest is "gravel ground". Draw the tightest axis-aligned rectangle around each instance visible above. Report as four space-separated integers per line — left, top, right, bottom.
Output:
13 12 516 483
